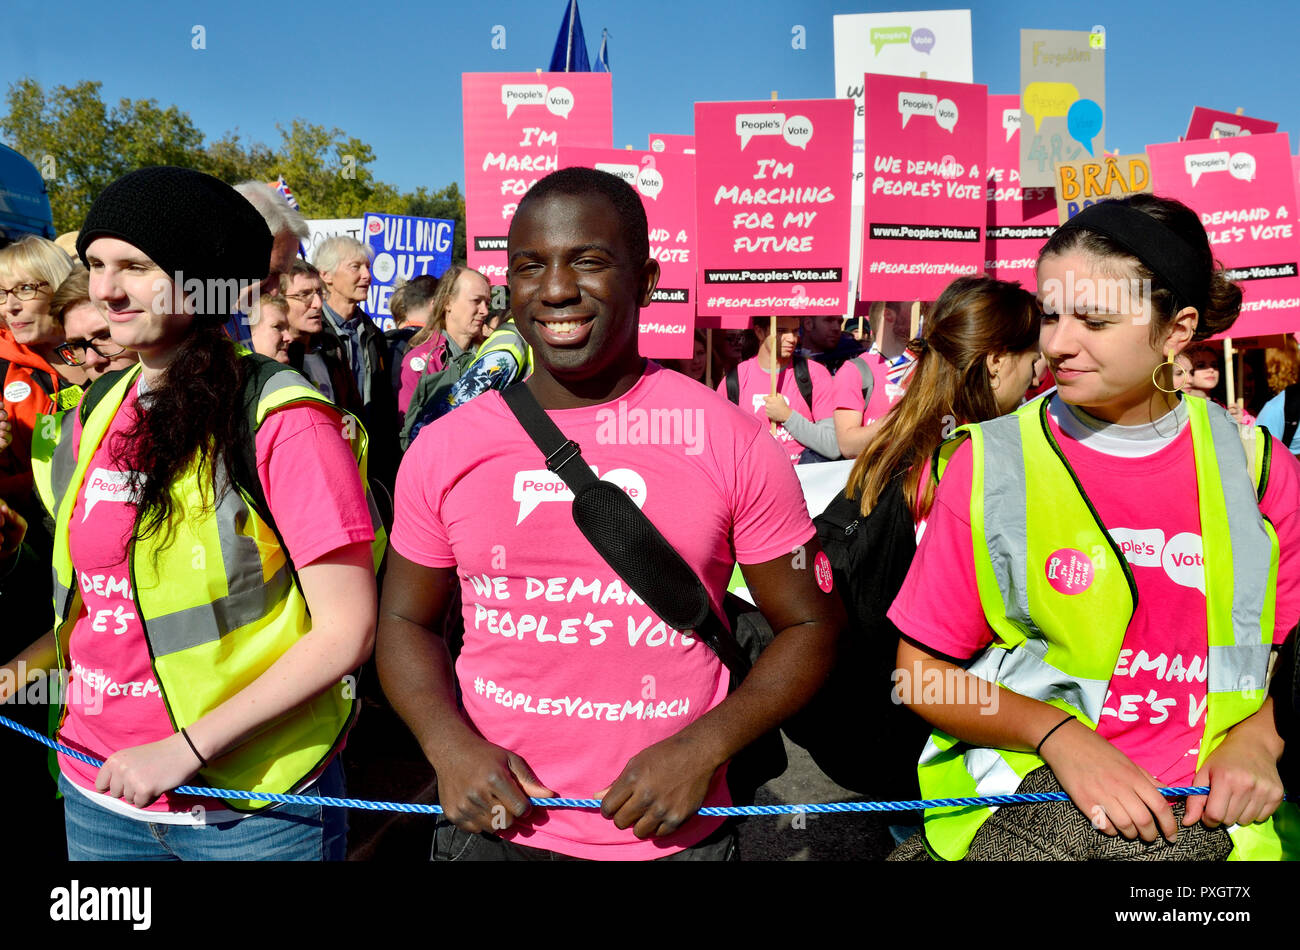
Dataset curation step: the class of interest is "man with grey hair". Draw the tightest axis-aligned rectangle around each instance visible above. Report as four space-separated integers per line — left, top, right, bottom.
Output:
314 235 399 489
229 180 310 343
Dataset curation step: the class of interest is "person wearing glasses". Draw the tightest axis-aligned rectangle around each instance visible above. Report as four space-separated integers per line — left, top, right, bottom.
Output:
281 259 355 405
0 236 78 505
51 265 138 381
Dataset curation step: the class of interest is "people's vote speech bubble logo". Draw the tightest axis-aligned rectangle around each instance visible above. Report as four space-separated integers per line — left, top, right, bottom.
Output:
594 162 638 185
1066 99 1103 156
1002 109 1021 143
898 93 957 132
636 166 664 200
500 83 575 119
513 467 647 524
1210 121 1248 139
1022 81 1079 133
782 115 813 149
1110 527 1165 568
83 468 135 521
594 162 664 200
898 93 936 128
1229 152 1256 182
735 113 814 150
1182 150 1255 187
1160 531 1205 594
911 27 935 54
870 26 911 55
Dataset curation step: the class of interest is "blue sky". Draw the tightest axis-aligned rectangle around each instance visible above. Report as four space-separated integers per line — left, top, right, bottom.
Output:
6 0 1298 200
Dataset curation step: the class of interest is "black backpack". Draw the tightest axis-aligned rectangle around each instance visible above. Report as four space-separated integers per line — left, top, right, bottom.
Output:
784 471 933 798
726 354 815 410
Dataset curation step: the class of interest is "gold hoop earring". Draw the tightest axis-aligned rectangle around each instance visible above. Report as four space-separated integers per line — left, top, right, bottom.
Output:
1152 356 1181 394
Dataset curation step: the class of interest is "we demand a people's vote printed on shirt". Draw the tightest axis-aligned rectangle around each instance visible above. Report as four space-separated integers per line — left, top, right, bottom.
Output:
390 365 815 858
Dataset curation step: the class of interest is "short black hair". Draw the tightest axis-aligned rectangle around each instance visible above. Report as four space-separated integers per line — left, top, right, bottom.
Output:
512 166 649 266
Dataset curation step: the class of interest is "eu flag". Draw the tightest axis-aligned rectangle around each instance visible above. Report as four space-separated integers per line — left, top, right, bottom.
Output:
548 0 591 72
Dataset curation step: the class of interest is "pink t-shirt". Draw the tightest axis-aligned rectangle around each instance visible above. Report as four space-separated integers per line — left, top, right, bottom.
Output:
888 402 1300 785
398 333 448 415
392 362 814 859
716 356 837 464
832 352 895 426
58 382 375 815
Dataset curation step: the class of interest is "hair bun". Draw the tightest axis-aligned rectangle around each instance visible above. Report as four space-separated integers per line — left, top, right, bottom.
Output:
906 337 929 354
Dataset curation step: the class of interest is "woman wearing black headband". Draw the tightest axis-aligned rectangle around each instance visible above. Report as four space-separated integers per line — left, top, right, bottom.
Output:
0 167 383 860
887 193 1300 861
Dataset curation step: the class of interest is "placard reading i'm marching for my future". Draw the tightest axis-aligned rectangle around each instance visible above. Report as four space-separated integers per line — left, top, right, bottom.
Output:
694 98 854 323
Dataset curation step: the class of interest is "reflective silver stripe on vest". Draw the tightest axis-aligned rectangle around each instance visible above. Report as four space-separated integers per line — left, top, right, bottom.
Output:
966 636 1109 724
258 368 319 408
1205 408 1273 651
144 562 293 657
141 461 290 657
1208 644 1272 695
53 577 74 618
976 415 1039 636
49 421 77 522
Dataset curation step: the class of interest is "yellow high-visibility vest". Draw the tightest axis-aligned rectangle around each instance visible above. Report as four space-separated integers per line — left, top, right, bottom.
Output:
918 396 1288 860
42 360 386 810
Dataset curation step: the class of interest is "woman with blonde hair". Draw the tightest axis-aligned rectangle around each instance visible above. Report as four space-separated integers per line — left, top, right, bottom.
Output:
396 265 489 416
0 235 79 503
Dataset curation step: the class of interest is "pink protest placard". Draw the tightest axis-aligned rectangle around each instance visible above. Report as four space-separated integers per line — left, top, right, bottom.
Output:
462 72 612 283
694 98 853 318
558 146 697 359
1149 133 1300 337
1185 107 1278 141
985 93 1056 291
649 133 695 155
859 75 988 301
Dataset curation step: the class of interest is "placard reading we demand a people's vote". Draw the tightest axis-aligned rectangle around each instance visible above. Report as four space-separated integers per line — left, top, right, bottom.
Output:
860 74 987 301
984 93 1056 292
462 72 612 283
1149 132 1300 338
694 98 853 319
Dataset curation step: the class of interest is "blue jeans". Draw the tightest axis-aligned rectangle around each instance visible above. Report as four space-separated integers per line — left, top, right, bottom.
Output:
60 757 348 861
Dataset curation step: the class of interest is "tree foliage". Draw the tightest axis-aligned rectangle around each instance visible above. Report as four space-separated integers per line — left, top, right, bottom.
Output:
1 78 466 254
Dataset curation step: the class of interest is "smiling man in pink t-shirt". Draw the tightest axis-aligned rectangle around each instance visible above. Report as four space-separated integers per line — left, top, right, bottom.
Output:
377 167 843 861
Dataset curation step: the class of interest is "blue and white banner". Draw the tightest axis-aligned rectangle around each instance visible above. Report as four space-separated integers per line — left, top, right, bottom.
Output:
362 212 456 322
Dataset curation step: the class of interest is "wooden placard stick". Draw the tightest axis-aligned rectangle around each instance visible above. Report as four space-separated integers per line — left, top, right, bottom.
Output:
910 301 922 340
770 314 778 434
1223 337 1236 408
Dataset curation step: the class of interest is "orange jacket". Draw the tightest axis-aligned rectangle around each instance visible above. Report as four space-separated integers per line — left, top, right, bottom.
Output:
0 327 60 504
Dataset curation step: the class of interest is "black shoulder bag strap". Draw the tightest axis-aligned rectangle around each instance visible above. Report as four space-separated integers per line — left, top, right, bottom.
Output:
501 383 750 675
725 366 740 405
1283 383 1300 451
792 354 814 410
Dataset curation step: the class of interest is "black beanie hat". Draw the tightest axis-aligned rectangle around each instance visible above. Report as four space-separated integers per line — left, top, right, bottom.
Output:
76 166 272 297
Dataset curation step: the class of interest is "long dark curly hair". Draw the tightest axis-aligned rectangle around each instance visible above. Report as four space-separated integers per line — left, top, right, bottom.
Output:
112 321 252 545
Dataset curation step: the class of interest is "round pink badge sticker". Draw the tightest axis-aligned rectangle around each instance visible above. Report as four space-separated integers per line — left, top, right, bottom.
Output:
1045 548 1094 595
814 551 833 593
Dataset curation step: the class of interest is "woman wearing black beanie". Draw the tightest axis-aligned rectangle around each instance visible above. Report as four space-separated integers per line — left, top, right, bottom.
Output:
3 166 383 860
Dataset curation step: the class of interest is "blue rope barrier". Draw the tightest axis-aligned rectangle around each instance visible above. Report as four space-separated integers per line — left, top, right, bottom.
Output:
0 712 1216 817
